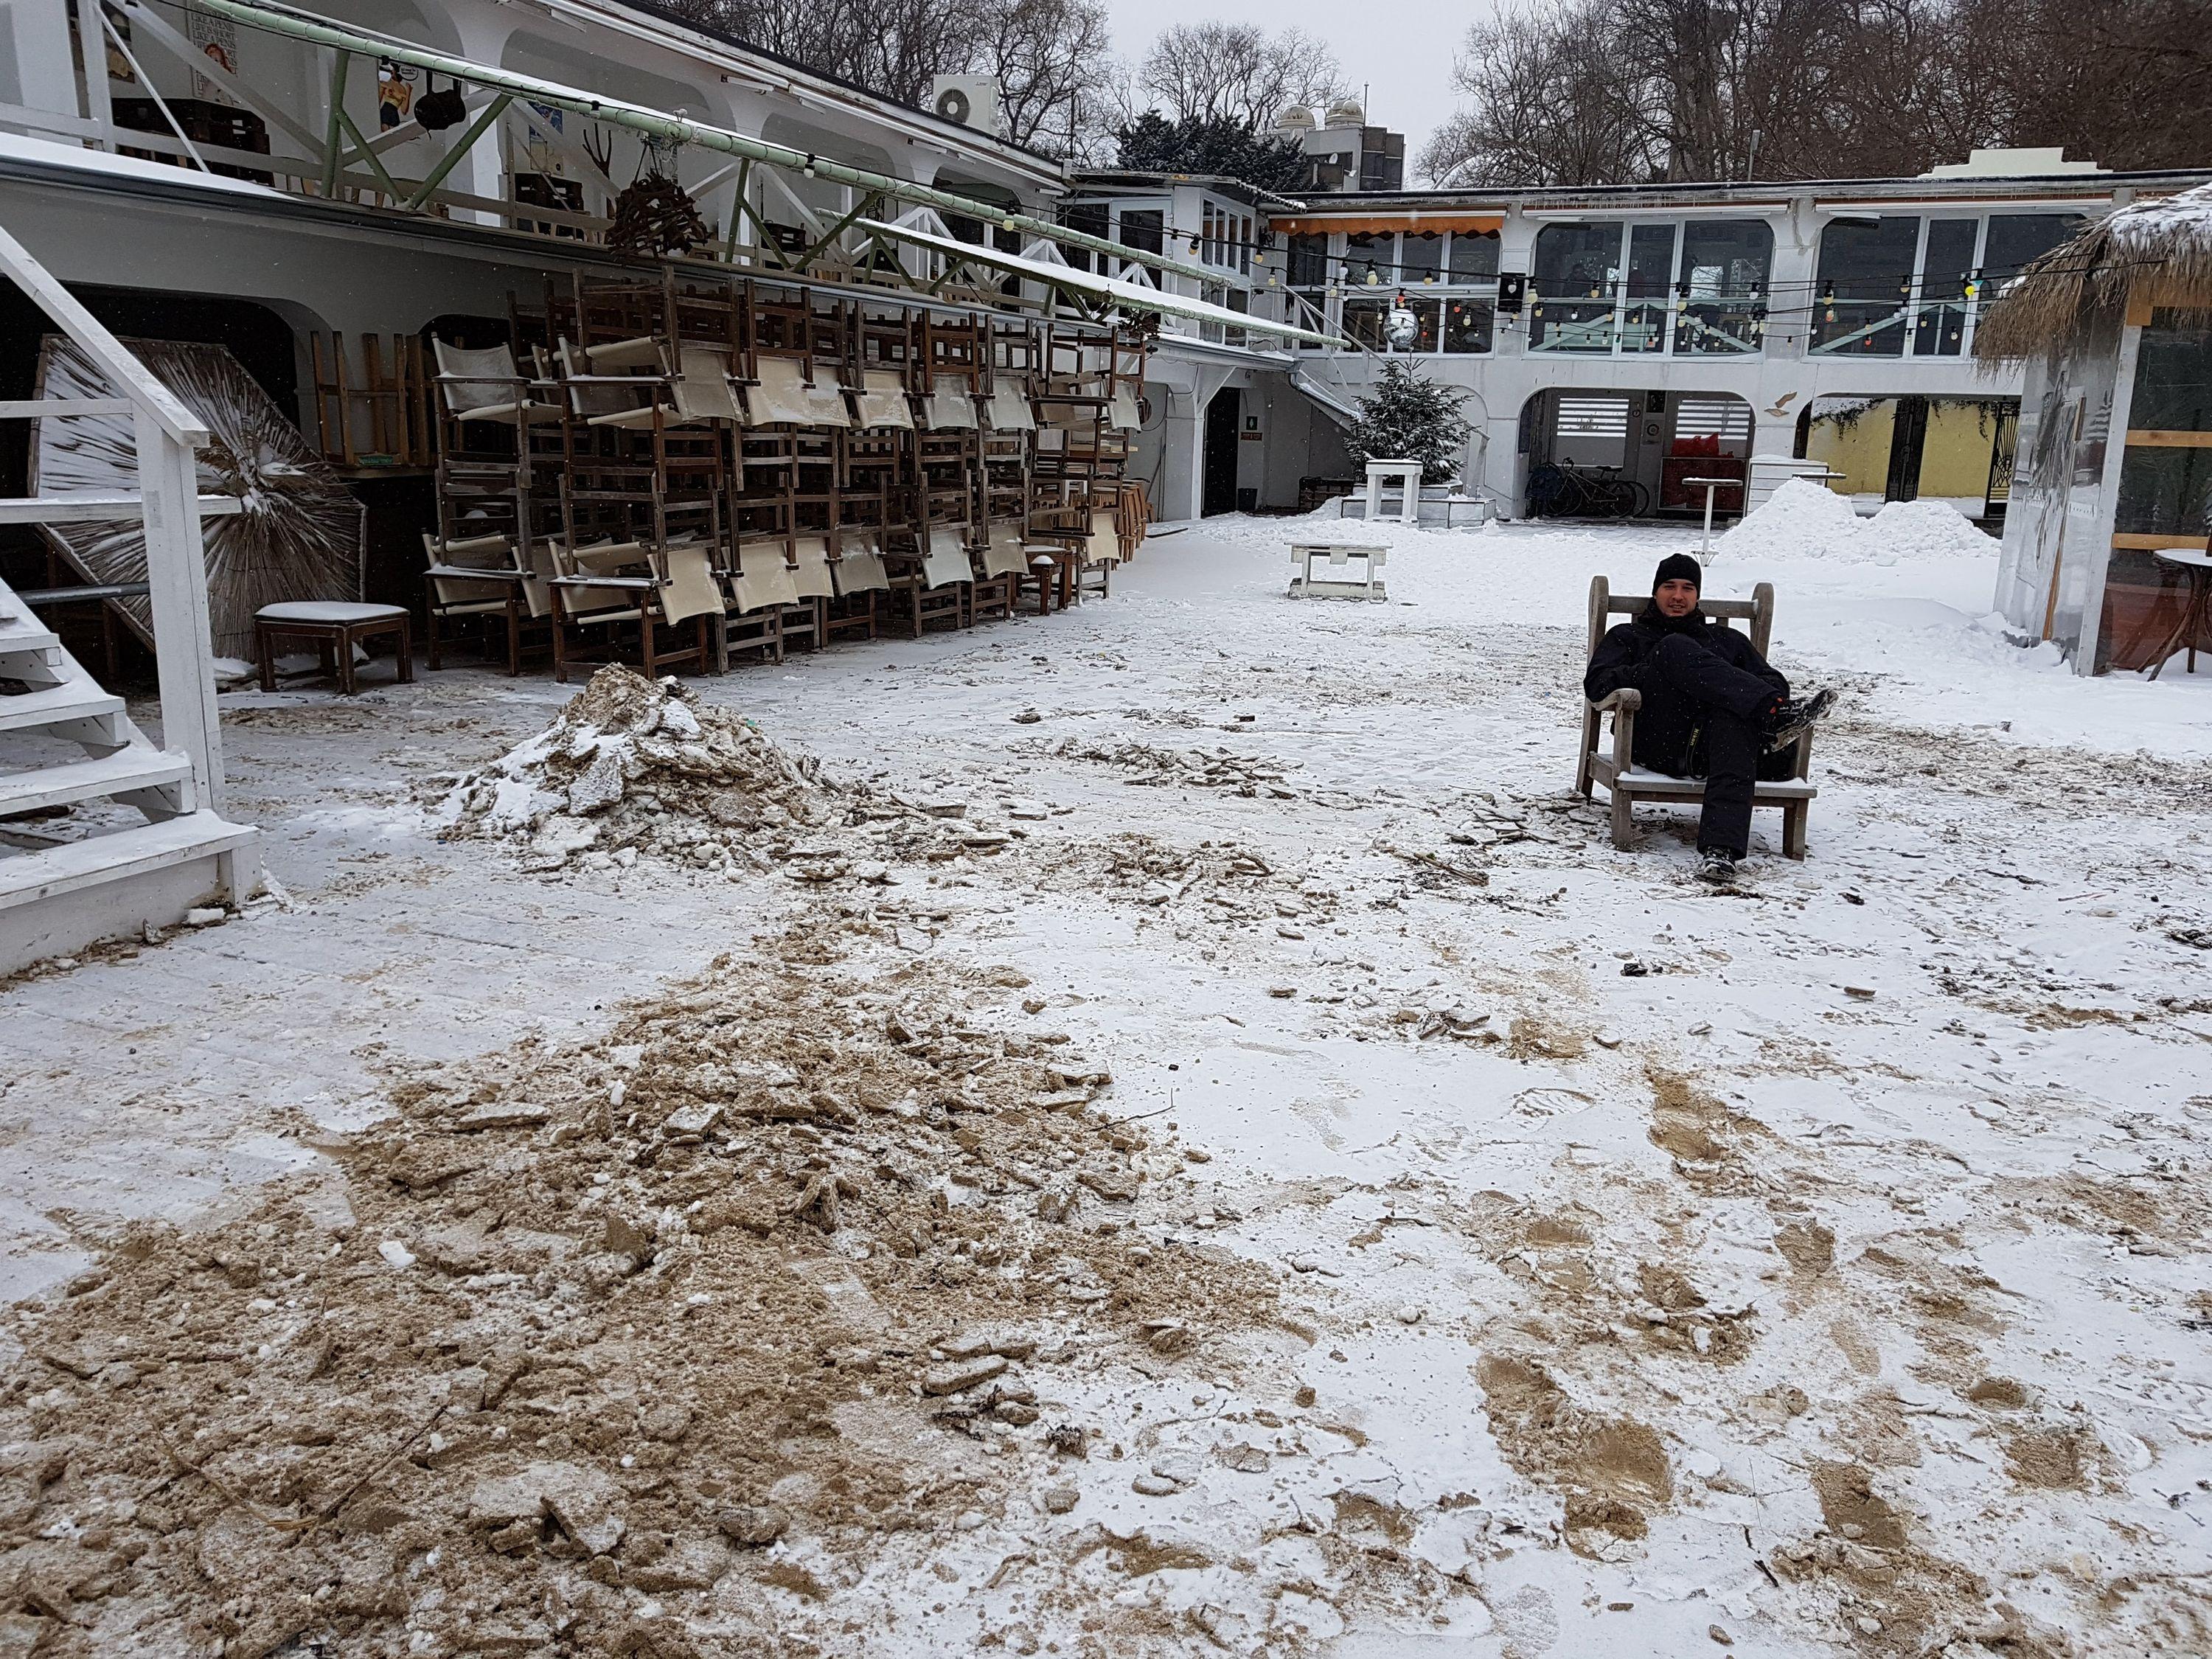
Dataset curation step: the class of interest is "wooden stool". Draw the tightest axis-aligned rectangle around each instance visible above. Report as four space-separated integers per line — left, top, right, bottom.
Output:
255 602 414 695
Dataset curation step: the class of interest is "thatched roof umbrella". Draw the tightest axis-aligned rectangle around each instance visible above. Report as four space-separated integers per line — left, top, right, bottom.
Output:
1975 181 2212 363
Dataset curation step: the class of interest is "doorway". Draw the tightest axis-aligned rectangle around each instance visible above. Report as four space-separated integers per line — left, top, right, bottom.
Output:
1202 387 1242 517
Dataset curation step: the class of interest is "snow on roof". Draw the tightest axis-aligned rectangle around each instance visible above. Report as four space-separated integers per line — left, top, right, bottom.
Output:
0 128 288 203
1975 181 2212 361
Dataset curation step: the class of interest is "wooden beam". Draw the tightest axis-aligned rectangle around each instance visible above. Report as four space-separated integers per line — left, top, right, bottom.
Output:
2122 429 2212 448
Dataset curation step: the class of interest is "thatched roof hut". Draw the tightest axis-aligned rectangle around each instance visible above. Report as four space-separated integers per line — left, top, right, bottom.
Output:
1975 181 2212 363
1980 181 2212 677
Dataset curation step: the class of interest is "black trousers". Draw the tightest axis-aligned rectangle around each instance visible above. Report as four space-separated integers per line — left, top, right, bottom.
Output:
1630 633 1790 856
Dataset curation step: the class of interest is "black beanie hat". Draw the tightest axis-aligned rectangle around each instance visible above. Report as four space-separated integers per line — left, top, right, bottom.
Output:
1653 552 1703 592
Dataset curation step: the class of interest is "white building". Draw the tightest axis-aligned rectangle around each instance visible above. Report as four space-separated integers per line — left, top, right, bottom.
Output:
1071 154 2212 524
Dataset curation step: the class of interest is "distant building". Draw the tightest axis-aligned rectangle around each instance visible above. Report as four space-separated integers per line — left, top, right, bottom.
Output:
1269 102 1404 195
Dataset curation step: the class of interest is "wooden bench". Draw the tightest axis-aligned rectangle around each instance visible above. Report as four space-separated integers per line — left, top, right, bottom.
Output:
1575 575 1816 858
255 602 414 695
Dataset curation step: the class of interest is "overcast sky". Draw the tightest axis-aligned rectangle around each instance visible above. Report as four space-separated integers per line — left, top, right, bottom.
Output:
1102 0 1496 173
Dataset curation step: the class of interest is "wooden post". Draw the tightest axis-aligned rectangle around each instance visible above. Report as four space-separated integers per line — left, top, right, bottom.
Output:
137 417 228 814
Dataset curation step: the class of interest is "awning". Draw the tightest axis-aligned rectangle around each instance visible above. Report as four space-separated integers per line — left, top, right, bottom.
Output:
856 218 1345 348
1273 214 1504 237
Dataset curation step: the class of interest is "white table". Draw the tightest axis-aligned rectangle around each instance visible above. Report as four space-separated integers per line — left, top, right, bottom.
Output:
1289 543 1388 601
1363 459 1421 524
1683 474 1745 560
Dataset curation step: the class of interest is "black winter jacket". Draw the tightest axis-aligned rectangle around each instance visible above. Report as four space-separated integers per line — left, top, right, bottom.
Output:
1583 605 1788 707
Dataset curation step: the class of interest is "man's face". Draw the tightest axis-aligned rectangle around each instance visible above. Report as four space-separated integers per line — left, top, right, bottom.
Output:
1655 577 1700 618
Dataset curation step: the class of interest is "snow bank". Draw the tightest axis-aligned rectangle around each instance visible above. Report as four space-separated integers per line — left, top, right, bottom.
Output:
1716 478 1997 566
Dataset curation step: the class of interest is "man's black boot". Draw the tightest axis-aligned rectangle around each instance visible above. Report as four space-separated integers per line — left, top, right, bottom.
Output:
1764 687 1836 752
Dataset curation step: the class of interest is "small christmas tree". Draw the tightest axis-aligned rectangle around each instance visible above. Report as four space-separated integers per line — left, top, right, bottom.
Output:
1346 360 1472 487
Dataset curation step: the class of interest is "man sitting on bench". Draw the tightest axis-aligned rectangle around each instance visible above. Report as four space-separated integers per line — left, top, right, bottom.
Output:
1585 553 1834 883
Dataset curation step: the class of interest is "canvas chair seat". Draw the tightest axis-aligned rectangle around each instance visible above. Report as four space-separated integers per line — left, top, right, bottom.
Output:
1108 387 1142 431
921 526 976 590
983 386 1035 431
833 537 890 595
433 338 555 424
743 355 818 426
670 345 743 424
585 336 661 369
422 529 521 606
854 368 915 431
982 523 1031 579
925 386 979 431
731 541 801 612
791 535 837 600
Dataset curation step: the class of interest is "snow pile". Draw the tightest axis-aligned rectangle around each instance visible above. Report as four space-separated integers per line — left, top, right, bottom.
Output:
438 665 837 872
1717 478 1996 566
1866 495 2002 560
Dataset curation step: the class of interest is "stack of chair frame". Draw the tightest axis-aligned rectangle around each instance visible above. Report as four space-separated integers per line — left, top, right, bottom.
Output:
430 276 1150 677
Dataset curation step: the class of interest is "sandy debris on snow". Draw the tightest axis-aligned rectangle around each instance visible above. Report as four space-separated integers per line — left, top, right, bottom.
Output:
0 932 1307 1658
1717 479 1996 566
435 667 840 873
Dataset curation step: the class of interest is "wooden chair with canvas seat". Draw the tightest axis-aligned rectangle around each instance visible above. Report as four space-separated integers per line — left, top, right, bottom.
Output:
826 528 888 642
1576 575 1817 858
420 529 550 675
722 532 799 667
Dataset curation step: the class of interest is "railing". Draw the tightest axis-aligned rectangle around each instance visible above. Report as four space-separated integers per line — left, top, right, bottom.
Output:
0 220 229 812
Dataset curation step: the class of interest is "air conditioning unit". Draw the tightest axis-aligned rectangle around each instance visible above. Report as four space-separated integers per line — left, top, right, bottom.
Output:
931 75 1004 136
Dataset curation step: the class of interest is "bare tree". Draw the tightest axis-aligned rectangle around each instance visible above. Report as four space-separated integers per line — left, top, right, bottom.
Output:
1137 24 1341 130
1417 0 1657 187
973 0 1113 150
1422 0 2212 187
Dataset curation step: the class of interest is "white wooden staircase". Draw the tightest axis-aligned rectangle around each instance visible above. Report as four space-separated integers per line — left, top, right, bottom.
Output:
0 222 257 973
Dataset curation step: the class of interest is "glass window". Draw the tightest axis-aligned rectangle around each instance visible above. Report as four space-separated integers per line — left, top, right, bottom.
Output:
1443 298 1493 353
1400 296 1441 352
1449 230 1500 280
1530 223 1619 353
1812 215 1919 355
1343 232 1394 287
1060 203 1106 272
2115 445 2212 538
2129 308 2212 432
1915 218 1978 357
1287 232 1327 288
1400 231 1444 285
1676 220 1771 355
1119 209 1164 258
1622 223 1675 355
1983 213 2084 284
1340 296 1388 350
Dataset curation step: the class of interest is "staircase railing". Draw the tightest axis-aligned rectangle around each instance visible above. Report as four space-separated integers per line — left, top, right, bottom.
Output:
0 220 230 813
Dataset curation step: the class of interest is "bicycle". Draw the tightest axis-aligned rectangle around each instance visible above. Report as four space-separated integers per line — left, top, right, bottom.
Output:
1525 462 1651 520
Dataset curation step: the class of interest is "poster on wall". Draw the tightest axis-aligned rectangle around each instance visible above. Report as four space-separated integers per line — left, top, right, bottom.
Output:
187 8 239 105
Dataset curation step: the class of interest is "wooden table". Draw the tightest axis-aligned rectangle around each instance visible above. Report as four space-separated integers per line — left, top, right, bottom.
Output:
2146 546 2212 681
256 601 414 694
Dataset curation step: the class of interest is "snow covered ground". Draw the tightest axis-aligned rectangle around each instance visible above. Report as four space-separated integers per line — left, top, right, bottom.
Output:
4 512 2210 1658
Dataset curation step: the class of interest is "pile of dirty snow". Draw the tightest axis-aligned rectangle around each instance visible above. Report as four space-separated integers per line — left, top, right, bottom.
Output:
1716 477 1995 566
0 940 1296 1658
437 666 838 873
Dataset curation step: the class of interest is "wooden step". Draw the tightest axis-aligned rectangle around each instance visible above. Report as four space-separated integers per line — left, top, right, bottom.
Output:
0 809 254 912
0 493 246 524
0 681 123 734
0 749 191 818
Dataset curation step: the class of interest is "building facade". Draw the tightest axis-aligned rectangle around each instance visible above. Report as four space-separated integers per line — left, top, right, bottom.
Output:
1071 158 2212 525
